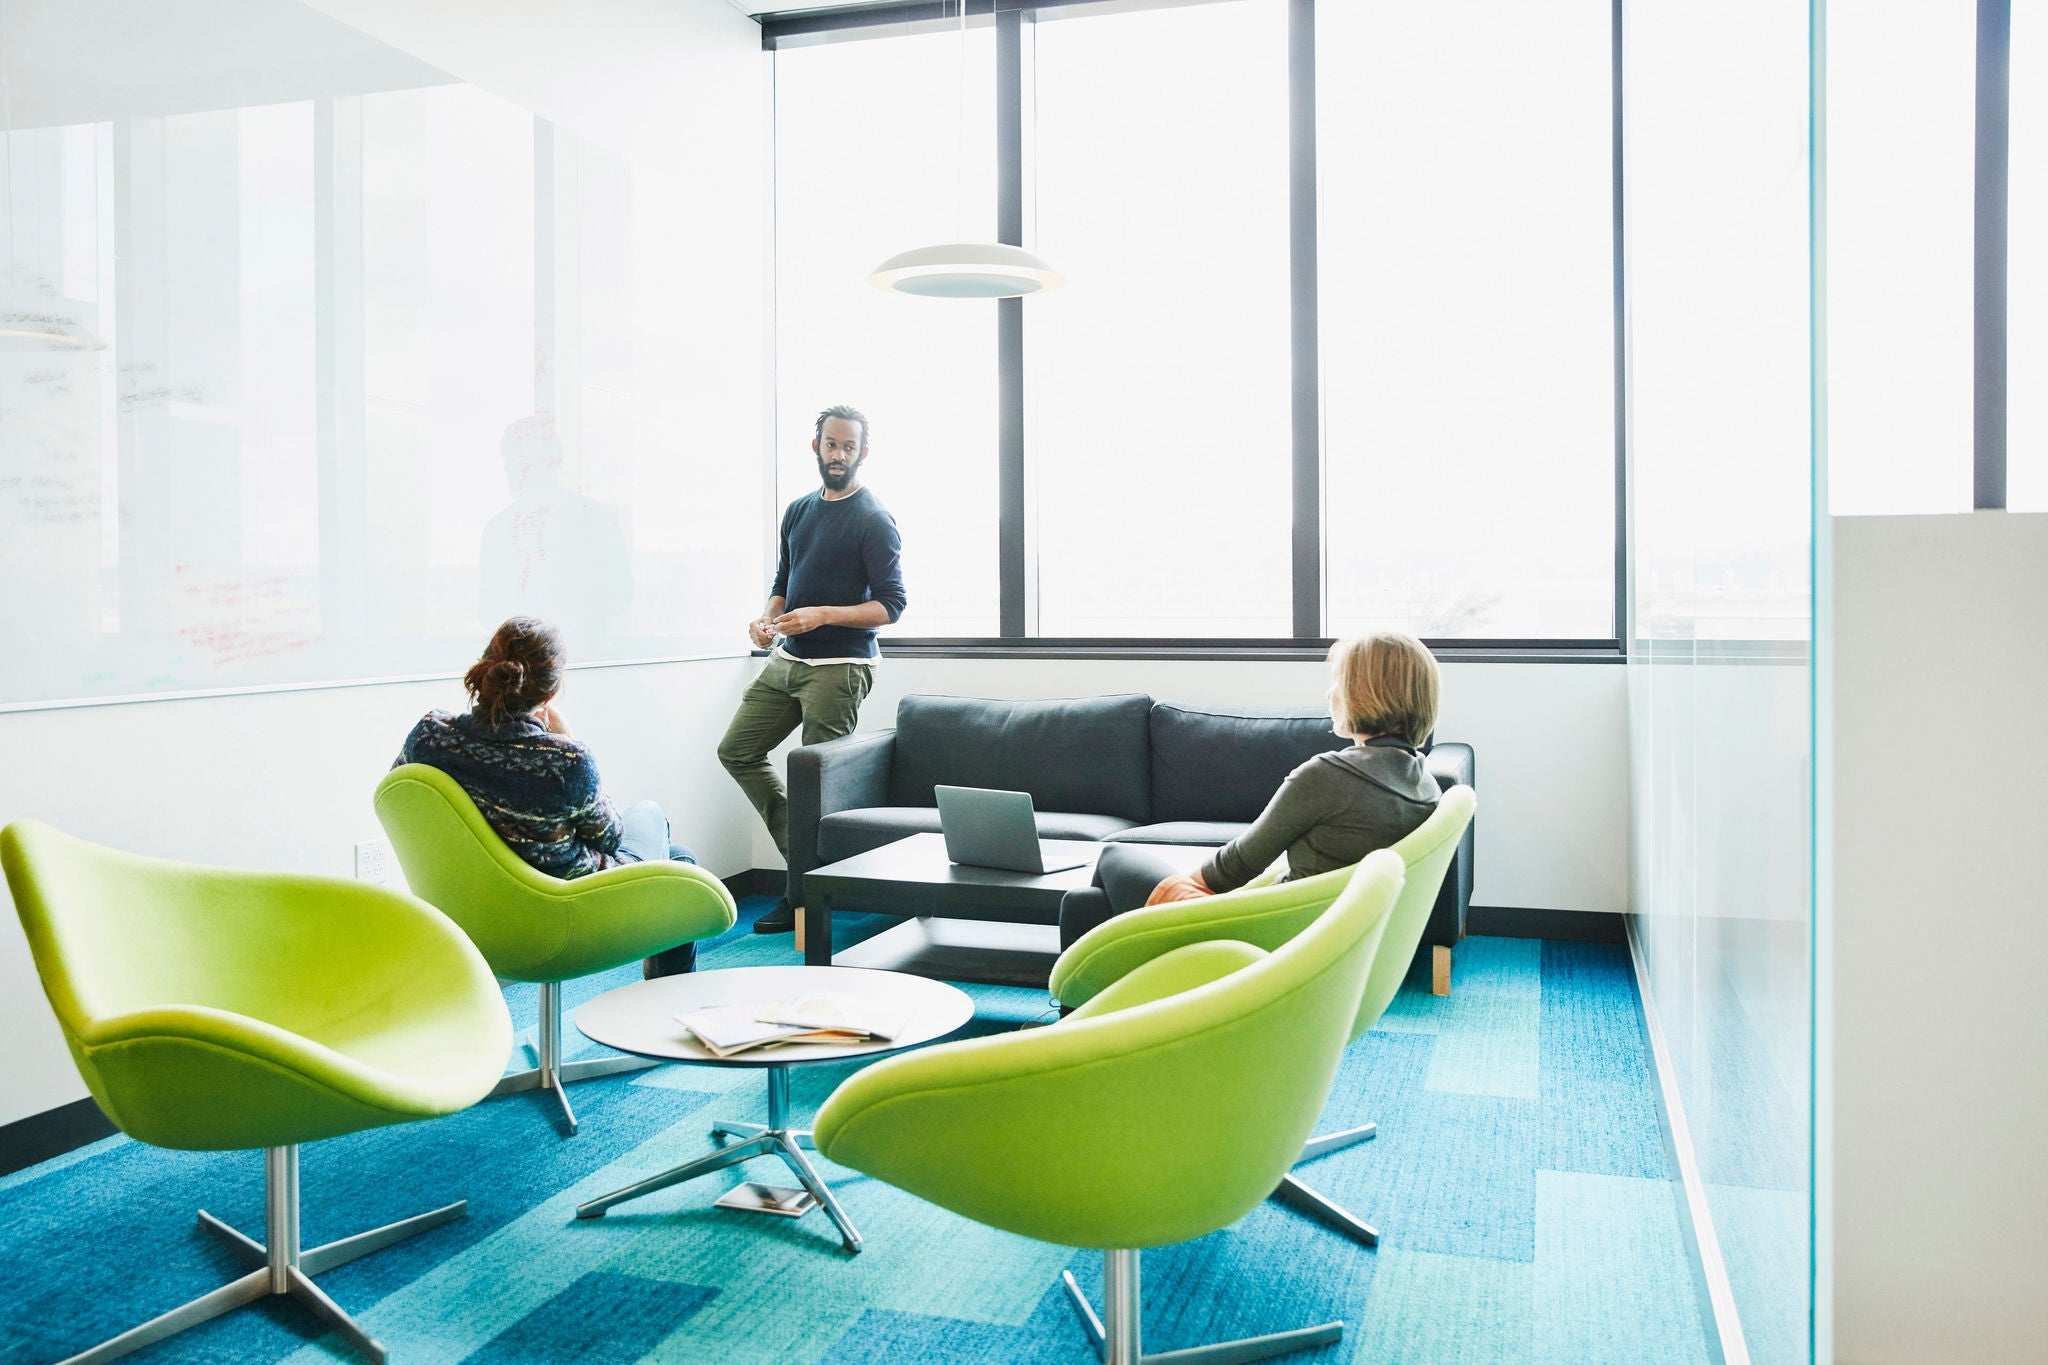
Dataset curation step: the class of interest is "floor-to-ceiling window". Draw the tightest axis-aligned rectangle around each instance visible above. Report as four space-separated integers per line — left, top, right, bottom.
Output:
768 0 1620 652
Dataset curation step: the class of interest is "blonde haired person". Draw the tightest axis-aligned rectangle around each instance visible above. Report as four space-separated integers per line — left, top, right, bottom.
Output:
1089 632 1445 919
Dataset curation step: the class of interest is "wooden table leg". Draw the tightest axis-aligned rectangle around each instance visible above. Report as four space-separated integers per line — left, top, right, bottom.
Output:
804 897 832 967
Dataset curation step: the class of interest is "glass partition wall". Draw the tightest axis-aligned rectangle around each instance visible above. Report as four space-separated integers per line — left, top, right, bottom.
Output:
1624 2 1815 1362
0 2 761 707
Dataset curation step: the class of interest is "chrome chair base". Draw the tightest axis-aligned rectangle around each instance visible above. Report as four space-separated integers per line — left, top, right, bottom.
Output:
1062 1249 1342 1365
1268 1120 1380 1248
573 1062 862 1253
491 980 659 1135
59 1146 463 1365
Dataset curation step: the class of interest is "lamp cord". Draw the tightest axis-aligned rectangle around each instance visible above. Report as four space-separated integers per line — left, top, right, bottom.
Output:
954 0 968 243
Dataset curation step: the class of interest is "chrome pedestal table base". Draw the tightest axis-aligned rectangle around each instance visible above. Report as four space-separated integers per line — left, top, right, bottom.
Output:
573 1061 862 1251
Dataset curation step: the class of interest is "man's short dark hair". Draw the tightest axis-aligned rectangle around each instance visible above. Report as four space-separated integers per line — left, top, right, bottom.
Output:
814 404 870 450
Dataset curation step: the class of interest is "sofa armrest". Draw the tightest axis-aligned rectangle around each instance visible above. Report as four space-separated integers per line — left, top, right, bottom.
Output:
787 729 897 907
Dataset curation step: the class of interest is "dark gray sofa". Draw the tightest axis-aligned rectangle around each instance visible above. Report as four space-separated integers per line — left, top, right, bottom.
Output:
787 692 1475 974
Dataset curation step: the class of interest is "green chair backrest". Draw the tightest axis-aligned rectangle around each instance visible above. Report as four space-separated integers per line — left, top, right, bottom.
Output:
374 764 736 983
1355 784 1476 1032
813 850 1406 1250
1048 785 1476 1041
1 819 510 1150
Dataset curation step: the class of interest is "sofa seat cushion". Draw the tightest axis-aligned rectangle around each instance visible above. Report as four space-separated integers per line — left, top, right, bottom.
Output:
816 807 1137 864
1105 821 1248 848
887 693 1153 824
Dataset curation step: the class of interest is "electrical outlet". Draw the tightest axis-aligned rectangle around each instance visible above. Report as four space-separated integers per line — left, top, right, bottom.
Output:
354 839 391 884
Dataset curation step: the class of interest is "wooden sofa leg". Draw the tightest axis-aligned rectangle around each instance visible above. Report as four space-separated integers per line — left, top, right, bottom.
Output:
1432 944 1452 997
793 912 806 954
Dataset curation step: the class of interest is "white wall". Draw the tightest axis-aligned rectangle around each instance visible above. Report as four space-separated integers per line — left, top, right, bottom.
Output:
1829 511 2048 1364
787 655 1632 916
0 657 759 1128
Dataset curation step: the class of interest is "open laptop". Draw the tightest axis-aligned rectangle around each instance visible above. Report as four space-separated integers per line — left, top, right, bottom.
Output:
935 785 1091 875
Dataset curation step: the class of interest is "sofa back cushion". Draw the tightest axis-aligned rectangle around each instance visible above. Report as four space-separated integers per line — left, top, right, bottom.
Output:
1149 702 1351 824
887 693 1153 823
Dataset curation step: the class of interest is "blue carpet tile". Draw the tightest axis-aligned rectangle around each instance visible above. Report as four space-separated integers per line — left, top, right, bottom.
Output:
0 900 1711 1364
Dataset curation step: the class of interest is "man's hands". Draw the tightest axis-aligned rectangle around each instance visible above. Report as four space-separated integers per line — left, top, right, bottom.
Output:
772 606 834 637
748 600 881 645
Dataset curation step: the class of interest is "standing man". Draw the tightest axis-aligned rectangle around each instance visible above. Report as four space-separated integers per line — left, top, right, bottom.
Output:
719 405 905 934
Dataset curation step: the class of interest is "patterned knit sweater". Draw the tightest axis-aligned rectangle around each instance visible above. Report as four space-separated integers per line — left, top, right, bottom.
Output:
395 709 624 879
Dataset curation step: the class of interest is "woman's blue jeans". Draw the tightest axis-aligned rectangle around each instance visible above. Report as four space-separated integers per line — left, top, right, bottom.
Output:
614 800 701 976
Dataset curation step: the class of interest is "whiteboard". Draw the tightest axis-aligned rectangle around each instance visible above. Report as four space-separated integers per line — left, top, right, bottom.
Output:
1 0 763 708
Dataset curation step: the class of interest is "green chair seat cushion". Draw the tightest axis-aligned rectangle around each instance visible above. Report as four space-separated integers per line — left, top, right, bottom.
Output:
375 765 737 983
1063 940 1268 1023
1049 863 1350 1012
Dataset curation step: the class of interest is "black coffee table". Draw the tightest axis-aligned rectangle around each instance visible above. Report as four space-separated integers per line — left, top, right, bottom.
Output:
801 833 1211 987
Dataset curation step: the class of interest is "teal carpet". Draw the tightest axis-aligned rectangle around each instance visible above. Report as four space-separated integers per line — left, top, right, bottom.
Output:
0 903 1710 1364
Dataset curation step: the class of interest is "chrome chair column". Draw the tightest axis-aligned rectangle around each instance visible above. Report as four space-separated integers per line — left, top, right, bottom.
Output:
1061 1246 1343 1365
1271 1120 1382 1246
492 979 657 1135
66 1144 466 1365
574 1061 863 1252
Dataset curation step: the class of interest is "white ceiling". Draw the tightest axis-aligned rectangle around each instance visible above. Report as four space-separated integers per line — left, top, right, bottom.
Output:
0 0 451 130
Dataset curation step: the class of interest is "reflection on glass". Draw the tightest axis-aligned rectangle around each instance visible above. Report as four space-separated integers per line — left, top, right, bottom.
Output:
1626 3 1812 1362
1320 0 1613 640
361 83 535 642
1 2 753 706
480 415 632 655
1825 0 1975 515
774 28 999 637
1029 0 1290 638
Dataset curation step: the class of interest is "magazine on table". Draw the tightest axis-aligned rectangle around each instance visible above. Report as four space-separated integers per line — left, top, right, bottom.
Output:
674 1005 817 1058
675 991 913 1058
753 989 914 1042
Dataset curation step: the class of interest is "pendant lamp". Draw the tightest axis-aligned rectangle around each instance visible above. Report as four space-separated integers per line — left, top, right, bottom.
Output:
868 241 1065 298
866 3 1065 299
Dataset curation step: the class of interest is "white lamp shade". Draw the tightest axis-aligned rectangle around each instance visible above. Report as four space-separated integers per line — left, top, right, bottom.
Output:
867 241 1066 298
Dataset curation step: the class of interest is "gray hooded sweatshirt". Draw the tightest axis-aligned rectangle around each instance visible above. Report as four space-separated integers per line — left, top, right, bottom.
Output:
1201 735 1443 893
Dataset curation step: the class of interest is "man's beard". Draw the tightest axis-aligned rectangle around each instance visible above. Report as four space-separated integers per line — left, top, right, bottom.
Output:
817 452 864 491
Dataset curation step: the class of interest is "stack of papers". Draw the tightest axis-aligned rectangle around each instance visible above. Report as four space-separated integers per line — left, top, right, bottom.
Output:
677 990 915 1059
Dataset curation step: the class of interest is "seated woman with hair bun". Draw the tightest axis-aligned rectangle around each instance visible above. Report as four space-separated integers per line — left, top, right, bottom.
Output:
395 615 702 976
1088 630 1445 923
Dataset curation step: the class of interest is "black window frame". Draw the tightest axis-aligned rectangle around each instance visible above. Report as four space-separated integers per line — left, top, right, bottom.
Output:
762 0 1629 664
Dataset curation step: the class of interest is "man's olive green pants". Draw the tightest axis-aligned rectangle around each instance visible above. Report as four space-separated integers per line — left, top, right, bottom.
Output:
717 653 875 863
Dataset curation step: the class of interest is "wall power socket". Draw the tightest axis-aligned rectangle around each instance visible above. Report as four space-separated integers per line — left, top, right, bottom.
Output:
354 839 392 884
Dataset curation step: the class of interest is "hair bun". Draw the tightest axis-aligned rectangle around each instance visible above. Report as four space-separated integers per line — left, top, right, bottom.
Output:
466 617 565 724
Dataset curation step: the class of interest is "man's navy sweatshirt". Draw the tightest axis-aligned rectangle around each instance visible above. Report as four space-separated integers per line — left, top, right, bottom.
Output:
772 486 907 660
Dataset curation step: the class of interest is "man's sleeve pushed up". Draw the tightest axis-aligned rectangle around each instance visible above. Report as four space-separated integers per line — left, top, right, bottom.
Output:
865 509 906 623
770 500 795 600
